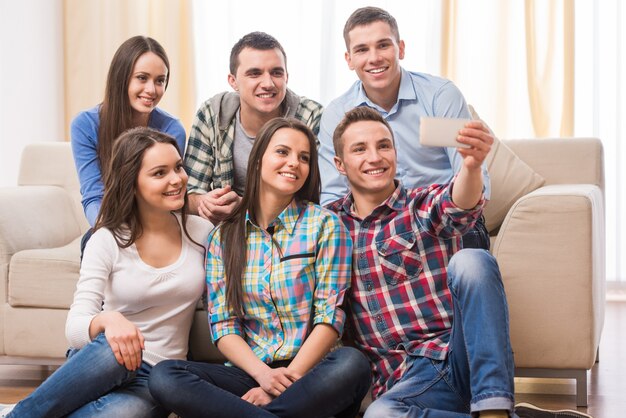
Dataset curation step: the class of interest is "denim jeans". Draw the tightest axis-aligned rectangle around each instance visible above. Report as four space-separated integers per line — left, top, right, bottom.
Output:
461 215 490 251
364 249 516 418
8 333 168 418
149 346 371 418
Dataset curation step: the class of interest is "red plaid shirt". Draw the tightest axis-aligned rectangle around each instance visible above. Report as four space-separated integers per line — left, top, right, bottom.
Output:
327 181 483 398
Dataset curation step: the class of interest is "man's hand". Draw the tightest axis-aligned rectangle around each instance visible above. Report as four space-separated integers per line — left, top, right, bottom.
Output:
456 120 494 170
191 186 241 223
255 367 301 397
451 120 493 209
242 387 274 406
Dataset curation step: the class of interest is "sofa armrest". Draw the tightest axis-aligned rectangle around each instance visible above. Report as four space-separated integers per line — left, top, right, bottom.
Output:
0 186 83 263
492 184 605 370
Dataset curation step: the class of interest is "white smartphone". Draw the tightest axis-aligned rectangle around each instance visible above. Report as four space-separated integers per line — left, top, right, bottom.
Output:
419 117 471 148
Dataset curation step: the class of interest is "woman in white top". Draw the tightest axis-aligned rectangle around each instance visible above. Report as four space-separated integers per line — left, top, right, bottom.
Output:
1 127 211 418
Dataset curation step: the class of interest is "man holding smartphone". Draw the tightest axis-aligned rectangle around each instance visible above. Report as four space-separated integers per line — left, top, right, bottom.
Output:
318 6 490 249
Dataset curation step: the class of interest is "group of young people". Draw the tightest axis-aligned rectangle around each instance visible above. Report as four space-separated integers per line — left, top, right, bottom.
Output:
1 6 592 418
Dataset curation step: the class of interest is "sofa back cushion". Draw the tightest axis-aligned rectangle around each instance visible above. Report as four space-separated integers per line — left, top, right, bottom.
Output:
467 106 546 232
483 138 546 231
19 142 89 233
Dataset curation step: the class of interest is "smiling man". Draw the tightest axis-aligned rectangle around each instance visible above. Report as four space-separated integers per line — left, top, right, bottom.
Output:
184 32 323 223
326 107 593 418
318 6 491 250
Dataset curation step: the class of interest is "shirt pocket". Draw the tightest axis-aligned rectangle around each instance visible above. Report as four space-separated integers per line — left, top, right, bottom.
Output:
376 231 422 286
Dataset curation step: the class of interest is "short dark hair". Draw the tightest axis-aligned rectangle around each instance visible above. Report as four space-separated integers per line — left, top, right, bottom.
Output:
332 106 394 158
343 7 400 50
229 31 287 74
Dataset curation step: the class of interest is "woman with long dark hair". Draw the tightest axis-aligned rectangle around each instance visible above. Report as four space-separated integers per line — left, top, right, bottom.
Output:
149 118 371 418
1 128 209 417
71 35 186 228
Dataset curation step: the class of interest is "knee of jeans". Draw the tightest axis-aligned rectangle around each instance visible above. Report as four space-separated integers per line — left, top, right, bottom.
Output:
332 348 372 390
363 397 396 418
148 360 181 402
448 249 500 289
333 347 370 373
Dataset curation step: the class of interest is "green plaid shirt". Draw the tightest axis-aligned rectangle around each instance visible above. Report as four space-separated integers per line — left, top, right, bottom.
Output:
184 89 323 194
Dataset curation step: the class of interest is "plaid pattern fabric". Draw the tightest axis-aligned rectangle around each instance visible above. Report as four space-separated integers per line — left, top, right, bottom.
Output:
327 181 483 398
206 200 352 364
184 91 323 194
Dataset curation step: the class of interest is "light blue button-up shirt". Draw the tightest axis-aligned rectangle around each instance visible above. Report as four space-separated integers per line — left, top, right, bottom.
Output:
318 68 490 205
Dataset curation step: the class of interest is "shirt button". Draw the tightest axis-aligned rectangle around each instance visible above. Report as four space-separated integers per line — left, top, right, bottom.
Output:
376 315 383 323
366 283 373 291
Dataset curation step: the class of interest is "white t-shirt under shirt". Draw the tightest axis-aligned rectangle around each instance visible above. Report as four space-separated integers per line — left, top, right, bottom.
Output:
65 213 212 366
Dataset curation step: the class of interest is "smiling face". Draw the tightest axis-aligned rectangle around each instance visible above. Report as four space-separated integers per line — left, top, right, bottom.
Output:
127 52 168 125
334 120 397 202
228 47 288 120
135 142 188 214
259 127 311 204
345 20 405 105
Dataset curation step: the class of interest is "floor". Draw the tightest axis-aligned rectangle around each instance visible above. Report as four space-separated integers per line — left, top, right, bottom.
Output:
1 301 624 417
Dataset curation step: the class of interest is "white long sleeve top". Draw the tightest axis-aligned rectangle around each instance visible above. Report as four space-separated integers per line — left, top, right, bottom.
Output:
65 213 212 366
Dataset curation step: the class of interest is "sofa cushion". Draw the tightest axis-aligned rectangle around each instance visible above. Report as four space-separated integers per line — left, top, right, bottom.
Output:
484 138 546 231
468 106 546 232
8 236 81 309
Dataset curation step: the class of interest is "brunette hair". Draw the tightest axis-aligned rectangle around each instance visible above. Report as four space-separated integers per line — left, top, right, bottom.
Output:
343 6 400 50
98 36 170 184
220 118 320 318
229 31 287 75
94 127 197 250
332 106 395 157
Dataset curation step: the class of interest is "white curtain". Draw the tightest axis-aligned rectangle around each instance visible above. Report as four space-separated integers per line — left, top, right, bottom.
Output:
574 0 625 283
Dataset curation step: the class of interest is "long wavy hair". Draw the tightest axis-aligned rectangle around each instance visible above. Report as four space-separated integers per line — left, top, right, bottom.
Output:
94 127 197 249
98 36 170 184
221 118 321 318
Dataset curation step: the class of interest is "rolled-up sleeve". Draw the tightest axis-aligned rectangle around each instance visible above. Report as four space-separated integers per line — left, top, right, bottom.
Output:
312 211 353 335
206 229 243 342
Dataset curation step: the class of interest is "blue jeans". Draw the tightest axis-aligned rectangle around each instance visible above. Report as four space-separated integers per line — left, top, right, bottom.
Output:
364 249 515 418
461 215 490 251
8 333 168 418
149 346 371 418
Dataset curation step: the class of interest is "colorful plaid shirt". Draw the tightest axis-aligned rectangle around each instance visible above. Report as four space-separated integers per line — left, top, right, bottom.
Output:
185 89 323 194
327 181 483 398
206 199 352 364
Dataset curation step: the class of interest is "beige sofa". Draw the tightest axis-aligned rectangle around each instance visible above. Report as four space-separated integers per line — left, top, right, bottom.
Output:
0 138 604 406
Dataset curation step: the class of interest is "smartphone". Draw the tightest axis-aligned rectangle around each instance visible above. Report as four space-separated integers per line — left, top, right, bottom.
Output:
419 117 471 148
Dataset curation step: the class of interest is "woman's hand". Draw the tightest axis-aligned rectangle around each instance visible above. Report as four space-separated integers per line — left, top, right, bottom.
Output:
241 387 274 406
255 367 301 397
93 311 145 371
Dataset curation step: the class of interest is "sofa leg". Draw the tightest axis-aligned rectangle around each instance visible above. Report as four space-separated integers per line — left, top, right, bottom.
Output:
575 370 587 407
515 367 588 407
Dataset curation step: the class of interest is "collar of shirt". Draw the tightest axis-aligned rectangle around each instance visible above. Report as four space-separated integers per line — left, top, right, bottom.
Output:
352 68 418 116
244 198 304 235
337 180 408 220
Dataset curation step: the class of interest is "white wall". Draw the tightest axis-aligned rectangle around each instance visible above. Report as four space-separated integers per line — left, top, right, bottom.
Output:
0 0 64 187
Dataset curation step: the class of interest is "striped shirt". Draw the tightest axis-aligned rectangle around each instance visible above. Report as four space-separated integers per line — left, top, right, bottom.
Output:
327 181 483 398
185 89 323 195
207 199 352 364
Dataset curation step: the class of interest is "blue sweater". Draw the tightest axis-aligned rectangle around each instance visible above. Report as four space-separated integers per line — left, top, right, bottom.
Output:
70 106 186 226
